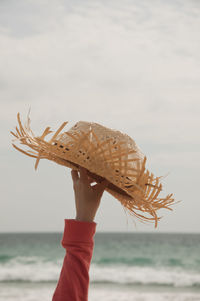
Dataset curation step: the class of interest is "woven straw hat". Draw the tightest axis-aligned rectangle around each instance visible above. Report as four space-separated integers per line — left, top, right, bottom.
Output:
11 112 177 228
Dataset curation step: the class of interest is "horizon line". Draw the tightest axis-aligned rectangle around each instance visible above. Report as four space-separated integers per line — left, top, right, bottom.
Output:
0 230 199 234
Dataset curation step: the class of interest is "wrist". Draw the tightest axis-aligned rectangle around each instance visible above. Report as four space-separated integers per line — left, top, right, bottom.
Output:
75 215 94 223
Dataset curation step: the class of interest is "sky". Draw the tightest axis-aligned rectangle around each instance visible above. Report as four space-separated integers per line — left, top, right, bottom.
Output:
0 0 200 233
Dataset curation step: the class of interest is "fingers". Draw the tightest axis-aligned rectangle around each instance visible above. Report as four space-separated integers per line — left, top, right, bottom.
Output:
88 177 96 184
72 167 91 184
79 166 89 183
93 179 109 192
101 179 109 189
71 169 79 183
93 179 109 201
71 167 108 193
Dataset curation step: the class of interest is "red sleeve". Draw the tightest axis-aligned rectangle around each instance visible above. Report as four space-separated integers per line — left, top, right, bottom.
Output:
52 219 97 301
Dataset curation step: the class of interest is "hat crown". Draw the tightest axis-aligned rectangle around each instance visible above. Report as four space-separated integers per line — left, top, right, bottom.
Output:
57 121 145 176
59 121 144 158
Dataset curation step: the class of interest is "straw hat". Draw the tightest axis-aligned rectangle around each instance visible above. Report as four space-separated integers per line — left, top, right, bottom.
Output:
11 112 177 228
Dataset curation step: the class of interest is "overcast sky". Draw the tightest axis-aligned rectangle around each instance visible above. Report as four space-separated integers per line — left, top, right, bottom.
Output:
0 0 200 233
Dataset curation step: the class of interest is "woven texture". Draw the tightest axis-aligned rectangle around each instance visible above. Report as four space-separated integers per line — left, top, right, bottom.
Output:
11 113 177 228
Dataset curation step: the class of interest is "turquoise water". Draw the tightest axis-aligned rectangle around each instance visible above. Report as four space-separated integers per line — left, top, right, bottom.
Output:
1 232 200 278
0 232 200 300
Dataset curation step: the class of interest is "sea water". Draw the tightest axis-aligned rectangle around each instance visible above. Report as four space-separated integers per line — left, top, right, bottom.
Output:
1 0 200 299
0 232 200 301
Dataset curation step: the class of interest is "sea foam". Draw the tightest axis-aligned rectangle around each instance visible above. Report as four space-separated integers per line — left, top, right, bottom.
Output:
0 255 200 288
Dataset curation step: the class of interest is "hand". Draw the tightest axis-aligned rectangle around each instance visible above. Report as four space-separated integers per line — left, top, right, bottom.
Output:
71 166 108 222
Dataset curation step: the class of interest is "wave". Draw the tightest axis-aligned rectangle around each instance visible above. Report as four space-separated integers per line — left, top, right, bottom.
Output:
0 254 192 268
0 254 14 263
0 256 200 288
95 256 188 268
96 256 154 266
91 264 200 288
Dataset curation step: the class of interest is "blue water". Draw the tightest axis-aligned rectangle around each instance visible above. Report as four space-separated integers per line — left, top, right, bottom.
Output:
0 232 200 286
1 232 200 300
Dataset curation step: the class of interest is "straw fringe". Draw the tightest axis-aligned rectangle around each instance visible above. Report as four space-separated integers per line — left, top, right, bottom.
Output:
10 113 179 228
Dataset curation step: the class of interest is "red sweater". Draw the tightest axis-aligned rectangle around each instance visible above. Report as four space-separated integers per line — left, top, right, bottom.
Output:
52 219 96 301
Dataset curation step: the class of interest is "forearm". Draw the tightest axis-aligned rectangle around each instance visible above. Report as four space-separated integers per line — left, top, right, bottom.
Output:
52 219 96 301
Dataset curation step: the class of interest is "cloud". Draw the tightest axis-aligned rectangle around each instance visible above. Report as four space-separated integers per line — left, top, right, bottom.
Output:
1 0 200 231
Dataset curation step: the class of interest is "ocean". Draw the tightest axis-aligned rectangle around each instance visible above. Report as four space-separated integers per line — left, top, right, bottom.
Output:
0 232 200 301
